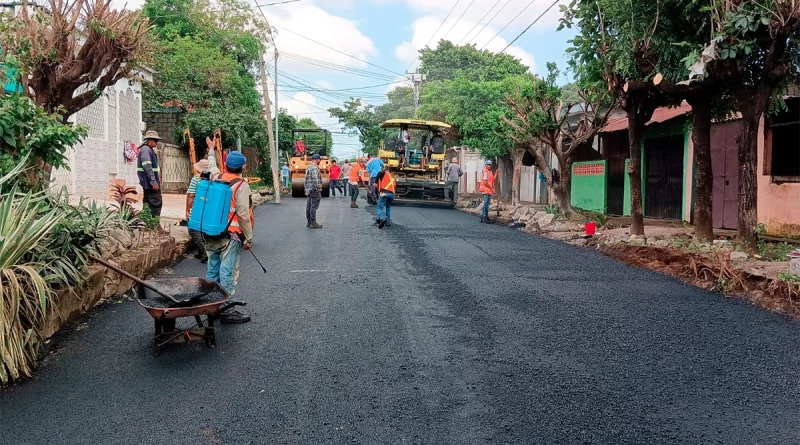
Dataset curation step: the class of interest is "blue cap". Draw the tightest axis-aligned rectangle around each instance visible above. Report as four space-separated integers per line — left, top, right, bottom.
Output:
312 154 321 160
226 151 246 169
486 160 493 165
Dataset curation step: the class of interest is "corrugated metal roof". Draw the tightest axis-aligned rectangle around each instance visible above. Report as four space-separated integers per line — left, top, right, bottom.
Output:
601 102 692 133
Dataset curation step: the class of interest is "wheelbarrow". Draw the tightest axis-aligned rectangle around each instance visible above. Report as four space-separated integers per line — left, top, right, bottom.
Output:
93 258 245 355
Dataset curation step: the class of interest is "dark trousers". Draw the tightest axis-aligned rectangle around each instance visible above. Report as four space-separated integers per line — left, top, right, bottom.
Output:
143 188 163 217
306 191 321 224
349 183 360 203
445 181 458 202
330 179 343 196
188 229 207 259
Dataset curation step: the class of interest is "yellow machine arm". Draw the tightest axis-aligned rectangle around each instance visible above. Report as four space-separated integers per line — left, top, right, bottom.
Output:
183 128 198 174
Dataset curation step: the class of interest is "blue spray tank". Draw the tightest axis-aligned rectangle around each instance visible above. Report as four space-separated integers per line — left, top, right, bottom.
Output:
187 174 237 236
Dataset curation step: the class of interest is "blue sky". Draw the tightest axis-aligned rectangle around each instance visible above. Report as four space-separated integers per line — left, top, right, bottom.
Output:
119 0 577 159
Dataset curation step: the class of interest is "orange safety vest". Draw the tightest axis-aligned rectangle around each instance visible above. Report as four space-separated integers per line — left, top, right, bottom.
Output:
220 172 254 234
378 171 396 194
479 166 495 195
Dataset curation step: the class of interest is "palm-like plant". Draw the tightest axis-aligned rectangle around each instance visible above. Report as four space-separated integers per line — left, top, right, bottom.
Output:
0 163 64 384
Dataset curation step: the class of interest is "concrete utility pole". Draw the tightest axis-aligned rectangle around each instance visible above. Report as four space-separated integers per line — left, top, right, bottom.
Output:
407 72 426 116
274 50 279 182
258 50 281 204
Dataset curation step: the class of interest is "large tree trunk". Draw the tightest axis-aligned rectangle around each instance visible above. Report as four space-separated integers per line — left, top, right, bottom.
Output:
688 96 714 240
511 149 523 206
498 156 513 201
737 110 760 250
626 108 647 235
553 153 575 215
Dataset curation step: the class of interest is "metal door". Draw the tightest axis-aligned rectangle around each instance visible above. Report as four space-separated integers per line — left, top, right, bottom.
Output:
711 121 741 229
606 157 626 215
644 135 685 220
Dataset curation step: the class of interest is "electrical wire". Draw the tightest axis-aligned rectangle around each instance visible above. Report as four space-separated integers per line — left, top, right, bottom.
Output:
404 0 462 73
499 0 560 53
274 25 404 77
480 0 538 50
456 0 503 44
441 0 479 43
280 52 399 81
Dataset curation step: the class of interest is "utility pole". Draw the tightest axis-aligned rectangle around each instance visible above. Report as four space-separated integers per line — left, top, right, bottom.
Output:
274 50 279 189
407 72 426 116
258 50 281 204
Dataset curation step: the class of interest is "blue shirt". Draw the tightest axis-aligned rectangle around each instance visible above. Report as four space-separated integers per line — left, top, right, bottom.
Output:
281 165 289 178
366 158 384 178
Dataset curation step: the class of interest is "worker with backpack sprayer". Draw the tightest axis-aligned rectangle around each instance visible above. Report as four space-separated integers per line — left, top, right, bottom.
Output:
188 151 254 323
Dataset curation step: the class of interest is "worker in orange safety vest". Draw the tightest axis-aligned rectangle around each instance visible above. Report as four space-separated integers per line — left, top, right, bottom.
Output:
479 159 496 224
375 169 396 229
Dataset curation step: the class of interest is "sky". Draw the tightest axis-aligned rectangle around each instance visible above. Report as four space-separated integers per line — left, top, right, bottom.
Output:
117 0 577 160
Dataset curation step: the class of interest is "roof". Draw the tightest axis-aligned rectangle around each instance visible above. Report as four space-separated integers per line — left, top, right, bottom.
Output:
601 102 692 133
380 119 451 131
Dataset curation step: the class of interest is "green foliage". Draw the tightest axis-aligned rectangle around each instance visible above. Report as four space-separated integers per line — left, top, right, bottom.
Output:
139 205 161 230
418 41 530 82
560 0 710 86
0 91 87 186
584 209 610 228
142 0 271 173
544 204 562 218
328 98 384 156
776 272 800 284
0 159 135 383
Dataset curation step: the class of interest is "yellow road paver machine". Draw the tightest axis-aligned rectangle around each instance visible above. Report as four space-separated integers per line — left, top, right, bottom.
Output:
378 118 451 206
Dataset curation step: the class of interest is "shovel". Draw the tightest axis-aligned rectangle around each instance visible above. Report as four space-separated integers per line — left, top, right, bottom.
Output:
92 257 202 307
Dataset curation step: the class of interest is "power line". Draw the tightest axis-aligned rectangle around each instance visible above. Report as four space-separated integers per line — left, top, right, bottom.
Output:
404 0 462 72
456 0 503 44
277 69 383 105
254 0 301 6
480 0 538 50
499 0 560 53
441 0 479 42
274 25 404 77
280 52 399 81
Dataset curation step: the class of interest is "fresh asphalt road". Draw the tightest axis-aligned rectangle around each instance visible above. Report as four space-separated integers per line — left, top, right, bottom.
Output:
2 195 800 445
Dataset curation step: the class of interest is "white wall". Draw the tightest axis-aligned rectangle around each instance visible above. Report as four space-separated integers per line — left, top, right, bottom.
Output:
52 78 143 199
454 147 554 204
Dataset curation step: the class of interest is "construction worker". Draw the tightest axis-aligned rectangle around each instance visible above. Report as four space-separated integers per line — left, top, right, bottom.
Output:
375 168 396 229
137 130 162 217
341 160 352 197
365 154 384 204
282 162 290 189
329 159 343 197
305 153 323 228
205 151 253 323
479 160 496 224
186 158 211 262
348 158 365 208
444 157 463 203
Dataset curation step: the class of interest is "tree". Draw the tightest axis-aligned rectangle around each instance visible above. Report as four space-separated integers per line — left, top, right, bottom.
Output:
418 40 530 82
1 0 151 117
328 98 383 155
561 0 706 235
0 91 87 186
296 117 333 153
688 1 800 248
503 64 616 214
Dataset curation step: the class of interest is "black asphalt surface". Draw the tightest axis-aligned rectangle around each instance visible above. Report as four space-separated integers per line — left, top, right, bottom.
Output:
2 195 800 444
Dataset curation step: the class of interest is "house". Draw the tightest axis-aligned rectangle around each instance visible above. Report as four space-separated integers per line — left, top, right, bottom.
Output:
50 71 155 199
577 102 800 237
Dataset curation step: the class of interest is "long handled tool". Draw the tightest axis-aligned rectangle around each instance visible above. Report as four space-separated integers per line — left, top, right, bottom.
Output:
91 257 198 306
249 249 267 274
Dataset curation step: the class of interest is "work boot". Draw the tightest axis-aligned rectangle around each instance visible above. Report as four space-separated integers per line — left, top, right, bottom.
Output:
350 202 358 208
378 219 387 229
309 223 323 229
220 310 251 324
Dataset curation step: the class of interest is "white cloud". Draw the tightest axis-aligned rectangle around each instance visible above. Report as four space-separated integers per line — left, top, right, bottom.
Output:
269 3 379 73
395 15 537 73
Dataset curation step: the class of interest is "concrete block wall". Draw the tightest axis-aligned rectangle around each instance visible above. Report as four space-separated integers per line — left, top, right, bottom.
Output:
143 110 184 145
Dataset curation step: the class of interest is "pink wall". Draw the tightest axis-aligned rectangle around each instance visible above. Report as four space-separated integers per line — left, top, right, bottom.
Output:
756 118 800 237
